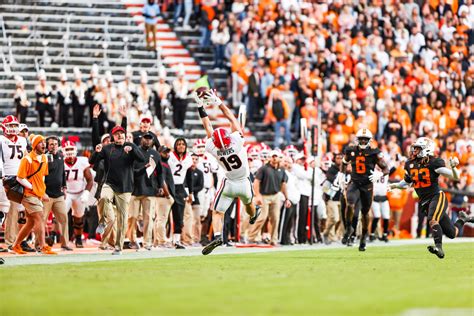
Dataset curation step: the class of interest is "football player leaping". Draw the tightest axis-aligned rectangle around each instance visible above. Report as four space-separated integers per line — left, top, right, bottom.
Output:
389 137 474 258
63 141 94 248
341 128 390 252
195 88 260 255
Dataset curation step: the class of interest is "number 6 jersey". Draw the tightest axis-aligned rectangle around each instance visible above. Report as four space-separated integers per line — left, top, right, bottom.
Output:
206 131 249 180
64 156 90 194
0 135 28 176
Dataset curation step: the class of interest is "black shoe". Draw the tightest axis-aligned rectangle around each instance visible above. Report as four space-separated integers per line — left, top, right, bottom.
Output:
61 246 73 251
381 233 389 243
369 234 376 242
458 211 474 224
175 242 186 250
348 234 356 247
0 247 8 253
359 235 367 252
75 237 84 248
0 258 4 264
427 245 445 259
342 227 353 245
249 206 261 225
202 237 223 255
21 241 35 252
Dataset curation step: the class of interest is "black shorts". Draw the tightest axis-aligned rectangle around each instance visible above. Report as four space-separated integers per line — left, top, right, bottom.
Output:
422 191 448 223
346 182 373 214
421 191 456 238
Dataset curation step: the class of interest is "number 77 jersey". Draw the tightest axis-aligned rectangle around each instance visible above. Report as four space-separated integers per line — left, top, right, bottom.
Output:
206 131 250 180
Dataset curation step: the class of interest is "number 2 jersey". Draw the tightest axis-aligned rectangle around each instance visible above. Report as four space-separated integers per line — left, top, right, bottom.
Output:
404 156 444 204
168 152 193 185
205 131 250 181
343 145 382 186
0 135 28 176
64 156 90 194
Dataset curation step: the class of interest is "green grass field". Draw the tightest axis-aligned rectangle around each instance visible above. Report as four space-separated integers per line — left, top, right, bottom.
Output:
1 243 473 316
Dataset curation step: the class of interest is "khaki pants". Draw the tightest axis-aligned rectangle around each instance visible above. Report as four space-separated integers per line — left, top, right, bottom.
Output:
324 200 341 241
128 195 155 247
43 196 68 246
145 23 157 49
101 184 131 251
181 202 194 245
154 196 174 246
4 201 21 246
98 197 116 248
248 194 281 243
191 204 202 244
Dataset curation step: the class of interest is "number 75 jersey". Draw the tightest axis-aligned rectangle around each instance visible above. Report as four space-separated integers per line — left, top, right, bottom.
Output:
404 156 444 203
206 131 249 180
0 135 28 176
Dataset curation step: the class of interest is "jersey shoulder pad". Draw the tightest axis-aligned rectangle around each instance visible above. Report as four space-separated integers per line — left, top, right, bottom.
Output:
431 157 445 169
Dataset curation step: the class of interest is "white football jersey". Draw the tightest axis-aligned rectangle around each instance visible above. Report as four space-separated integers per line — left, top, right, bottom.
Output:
168 152 193 185
374 170 389 196
197 153 219 189
206 131 250 180
64 156 90 193
0 135 28 176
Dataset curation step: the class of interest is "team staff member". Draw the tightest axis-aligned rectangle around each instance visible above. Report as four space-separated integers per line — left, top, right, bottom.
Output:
322 153 344 244
128 132 163 250
168 137 192 249
11 135 56 255
292 153 312 244
90 126 146 255
248 151 291 245
43 136 71 250
154 145 175 247
183 153 204 246
279 156 300 245
132 116 161 150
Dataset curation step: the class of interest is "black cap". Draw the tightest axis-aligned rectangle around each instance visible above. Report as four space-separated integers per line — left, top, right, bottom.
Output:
159 145 171 153
142 132 154 139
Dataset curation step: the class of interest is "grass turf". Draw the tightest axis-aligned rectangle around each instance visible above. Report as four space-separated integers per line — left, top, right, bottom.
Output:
1 243 473 316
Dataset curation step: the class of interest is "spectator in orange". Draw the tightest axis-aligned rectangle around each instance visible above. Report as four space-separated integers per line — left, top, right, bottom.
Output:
329 125 349 153
415 97 432 124
300 97 317 127
266 89 290 148
460 145 473 166
10 135 56 255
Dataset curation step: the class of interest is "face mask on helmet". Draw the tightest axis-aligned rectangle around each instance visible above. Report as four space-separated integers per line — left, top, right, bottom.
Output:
63 142 77 160
357 137 371 149
2 115 20 136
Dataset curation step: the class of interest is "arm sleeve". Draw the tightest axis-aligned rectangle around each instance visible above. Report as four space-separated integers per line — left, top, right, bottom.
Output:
155 156 164 188
89 148 105 165
282 170 288 183
403 162 413 183
121 116 127 132
17 158 28 179
92 118 101 147
131 143 146 162
432 158 445 169
255 166 265 181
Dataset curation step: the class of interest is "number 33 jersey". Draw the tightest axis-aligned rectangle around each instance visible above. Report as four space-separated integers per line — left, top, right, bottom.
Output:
0 135 28 176
206 131 249 180
404 157 444 203
64 156 90 193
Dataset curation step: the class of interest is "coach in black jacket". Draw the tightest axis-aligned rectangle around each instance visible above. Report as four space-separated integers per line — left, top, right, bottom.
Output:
183 153 204 245
90 125 146 255
128 132 163 250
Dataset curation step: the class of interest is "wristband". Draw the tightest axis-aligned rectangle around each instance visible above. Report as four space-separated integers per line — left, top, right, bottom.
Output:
198 106 208 118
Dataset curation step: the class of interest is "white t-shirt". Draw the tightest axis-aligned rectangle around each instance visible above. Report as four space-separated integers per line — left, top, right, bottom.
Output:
168 152 193 185
0 135 28 176
205 131 250 180
65 156 90 193
197 153 219 189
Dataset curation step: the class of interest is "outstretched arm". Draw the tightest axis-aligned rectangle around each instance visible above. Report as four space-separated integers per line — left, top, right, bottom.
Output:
194 92 214 138
389 179 411 190
204 89 242 134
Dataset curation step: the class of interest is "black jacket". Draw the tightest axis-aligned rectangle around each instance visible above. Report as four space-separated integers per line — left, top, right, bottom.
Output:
185 167 204 205
325 164 341 201
161 161 175 198
132 130 161 150
45 152 66 198
90 142 146 193
132 146 163 197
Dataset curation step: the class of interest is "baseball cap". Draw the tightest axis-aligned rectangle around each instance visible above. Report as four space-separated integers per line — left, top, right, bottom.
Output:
294 153 306 161
111 126 125 135
270 150 282 158
159 145 171 153
142 132 154 139
141 116 152 123
101 133 110 142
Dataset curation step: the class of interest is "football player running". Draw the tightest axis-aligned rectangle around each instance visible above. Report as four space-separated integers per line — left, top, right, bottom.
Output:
389 137 473 258
196 88 260 255
341 128 390 251
63 141 94 248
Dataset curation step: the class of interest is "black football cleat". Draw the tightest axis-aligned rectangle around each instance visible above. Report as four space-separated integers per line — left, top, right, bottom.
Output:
0 258 4 264
342 227 353 246
75 237 84 248
427 245 445 259
458 211 474 224
21 241 35 252
249 206 261 225
381 233 389 243
202 237 223 255
359 234 367 252
369 234 376 242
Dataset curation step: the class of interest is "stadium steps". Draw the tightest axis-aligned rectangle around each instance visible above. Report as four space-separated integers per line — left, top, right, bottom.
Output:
0 0 209 143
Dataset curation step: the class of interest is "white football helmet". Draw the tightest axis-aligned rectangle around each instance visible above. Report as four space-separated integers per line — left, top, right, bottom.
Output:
411 137 435 159
355 128 373 149
63 141 77 159
193 138 206 156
